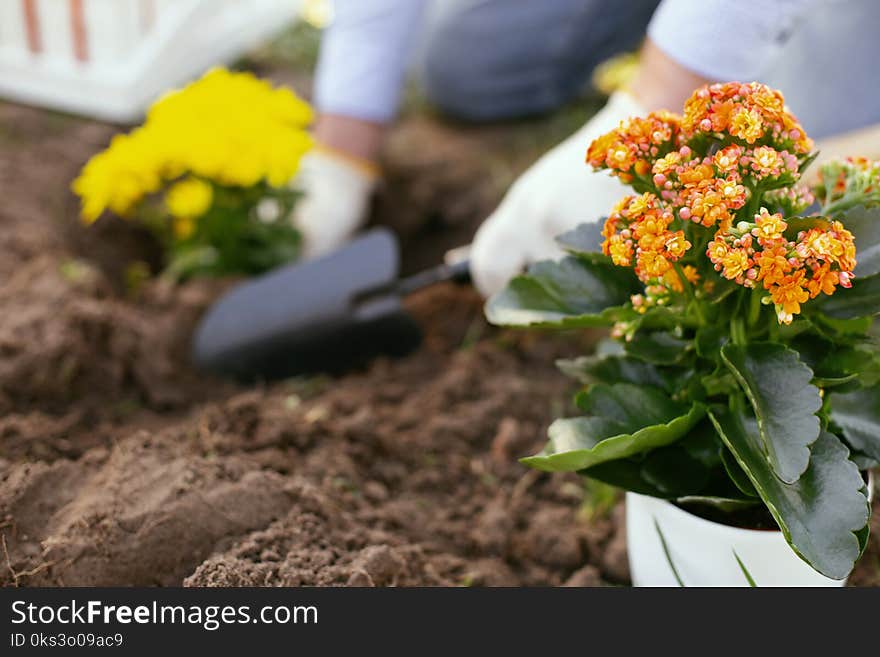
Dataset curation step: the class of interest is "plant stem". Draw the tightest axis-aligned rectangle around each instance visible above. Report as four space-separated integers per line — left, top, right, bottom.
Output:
768 316 780 342
822 193 871 216
747 289 762 327
745 181 763 220
730 316 747 346
673 262 705 326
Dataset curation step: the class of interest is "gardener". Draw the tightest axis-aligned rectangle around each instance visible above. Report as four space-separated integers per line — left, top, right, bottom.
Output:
293 0 880 297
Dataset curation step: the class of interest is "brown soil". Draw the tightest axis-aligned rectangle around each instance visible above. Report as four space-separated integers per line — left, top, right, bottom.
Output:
0 95 877 588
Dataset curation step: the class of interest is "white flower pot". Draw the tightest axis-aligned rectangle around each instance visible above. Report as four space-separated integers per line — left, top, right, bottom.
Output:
626 473 874 587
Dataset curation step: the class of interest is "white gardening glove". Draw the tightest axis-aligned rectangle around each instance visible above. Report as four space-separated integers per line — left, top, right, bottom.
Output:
470 91 646 297
290 146 379 259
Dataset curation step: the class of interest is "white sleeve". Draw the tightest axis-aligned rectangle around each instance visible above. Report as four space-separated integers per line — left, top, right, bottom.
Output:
648 0 818 81
314 0 430 123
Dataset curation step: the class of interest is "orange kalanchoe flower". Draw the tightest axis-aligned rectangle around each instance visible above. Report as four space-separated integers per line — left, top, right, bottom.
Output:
587 112 681 178
589 81 859 326
807 264 840 299
754 242 791 288
769 270 810 324
708 207 856 323
600 193 691 284
752 207 788 241
681 82 813 154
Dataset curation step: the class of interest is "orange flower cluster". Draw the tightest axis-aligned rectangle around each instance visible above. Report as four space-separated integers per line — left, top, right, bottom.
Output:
589 82 862 326
650 143 801 231
707 208 856 323
586 111 681 180
602 193 692 283
681 82 813 154
651 148 748 230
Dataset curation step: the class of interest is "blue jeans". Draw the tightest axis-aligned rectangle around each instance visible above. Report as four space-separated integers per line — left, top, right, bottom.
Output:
419 0 880 138
420 0 660 121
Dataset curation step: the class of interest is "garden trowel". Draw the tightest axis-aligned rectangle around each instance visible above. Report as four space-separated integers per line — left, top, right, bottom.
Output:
192 228 470 380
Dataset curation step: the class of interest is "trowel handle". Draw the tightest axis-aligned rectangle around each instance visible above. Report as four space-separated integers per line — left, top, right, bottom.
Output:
394 258 471 297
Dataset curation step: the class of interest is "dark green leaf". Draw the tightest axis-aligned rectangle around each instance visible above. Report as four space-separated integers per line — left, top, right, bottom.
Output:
583 451 759 509
582 459 670 498
679 421 723 468
841 205 880 277
695 325 727 359
830 387 880 462
700 369 739 396
556 355 670 389
812 274 880 319
485 257 637 328
813 374 861 388
555 221 605 255
793 334 880 388
675 496 760 512
813 315 875 336
720 447 758 497
721 343 822 483
709 408 870 580
850 451 880 471
640 446 711 497
625 330 692 365
522 383 705 472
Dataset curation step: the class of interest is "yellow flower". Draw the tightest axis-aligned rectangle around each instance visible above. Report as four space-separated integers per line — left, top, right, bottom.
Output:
166 178 213 219
173 216 197 240
73 68 314 222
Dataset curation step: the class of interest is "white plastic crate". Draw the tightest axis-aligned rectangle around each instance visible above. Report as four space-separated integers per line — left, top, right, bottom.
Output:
0 0 304 122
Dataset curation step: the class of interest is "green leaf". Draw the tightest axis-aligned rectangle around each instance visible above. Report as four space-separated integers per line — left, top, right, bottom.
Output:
850 451 880 470
721 343 822 483
640 445 711 497
485 257 637 328
830 387 880 462
675 496 759 512
521 383 705 472
709 408 870 580
582 459 670 498
720 447 758 497
841 205 880 278
625 330 692 365
813 315 875 336
556 355 671 390
583 455 759 510
654 519 685 587
812 274 880 319
734 551 758 587
695 325 728 359
793 333 880 389
555 221 606 256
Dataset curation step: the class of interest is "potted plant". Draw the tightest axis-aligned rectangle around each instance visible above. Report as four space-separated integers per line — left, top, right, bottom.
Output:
73 68 313 279
486 82 879 586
